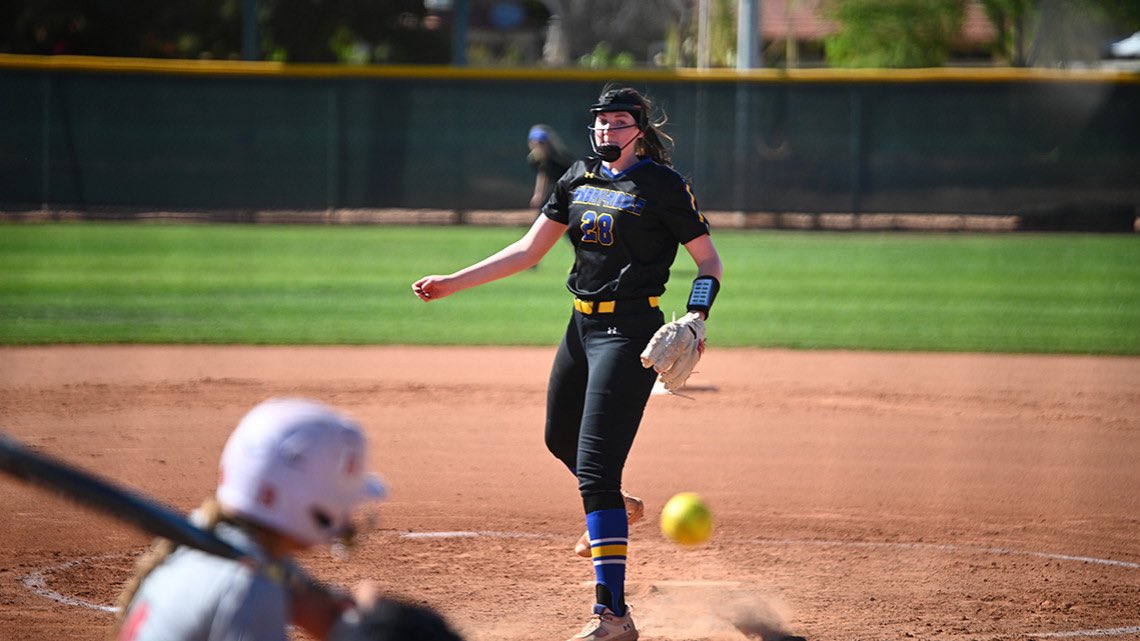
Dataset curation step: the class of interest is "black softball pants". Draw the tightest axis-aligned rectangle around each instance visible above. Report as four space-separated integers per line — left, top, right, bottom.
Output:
544 307 663 514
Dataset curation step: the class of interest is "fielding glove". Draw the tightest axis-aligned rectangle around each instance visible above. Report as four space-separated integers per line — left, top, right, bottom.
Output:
640 312 706 391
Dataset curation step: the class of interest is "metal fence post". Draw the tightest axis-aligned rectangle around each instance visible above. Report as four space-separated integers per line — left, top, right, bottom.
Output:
849 86 863 216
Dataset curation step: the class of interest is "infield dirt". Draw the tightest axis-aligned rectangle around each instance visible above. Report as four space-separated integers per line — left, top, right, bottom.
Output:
1 346 1137 640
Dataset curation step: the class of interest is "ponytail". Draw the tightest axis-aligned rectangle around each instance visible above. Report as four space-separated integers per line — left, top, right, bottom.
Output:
108 500 225 638
637 119 674 167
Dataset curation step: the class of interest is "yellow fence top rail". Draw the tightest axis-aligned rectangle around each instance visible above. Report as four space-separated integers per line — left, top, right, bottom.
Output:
1 53 1137 84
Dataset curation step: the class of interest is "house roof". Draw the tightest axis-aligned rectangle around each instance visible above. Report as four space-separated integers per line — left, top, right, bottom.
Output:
760 0 996 44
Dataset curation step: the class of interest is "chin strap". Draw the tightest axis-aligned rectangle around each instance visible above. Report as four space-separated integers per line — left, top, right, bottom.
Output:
594 145 621 162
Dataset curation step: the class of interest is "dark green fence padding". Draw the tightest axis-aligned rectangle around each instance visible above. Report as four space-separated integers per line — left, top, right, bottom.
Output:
1 55 1137 219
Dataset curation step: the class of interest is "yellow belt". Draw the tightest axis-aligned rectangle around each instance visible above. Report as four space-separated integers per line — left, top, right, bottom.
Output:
573 297 659 315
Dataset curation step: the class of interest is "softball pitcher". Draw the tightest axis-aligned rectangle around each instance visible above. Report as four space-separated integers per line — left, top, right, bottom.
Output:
413 85 723 641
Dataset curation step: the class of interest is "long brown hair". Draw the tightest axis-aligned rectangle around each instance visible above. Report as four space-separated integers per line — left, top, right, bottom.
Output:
107 500 295 639
107 499 220 637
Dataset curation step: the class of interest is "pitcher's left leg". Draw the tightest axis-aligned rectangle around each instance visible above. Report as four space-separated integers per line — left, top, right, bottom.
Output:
575 316 659 618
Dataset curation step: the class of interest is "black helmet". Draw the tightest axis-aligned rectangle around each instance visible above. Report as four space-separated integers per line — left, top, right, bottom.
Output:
589 88 648 129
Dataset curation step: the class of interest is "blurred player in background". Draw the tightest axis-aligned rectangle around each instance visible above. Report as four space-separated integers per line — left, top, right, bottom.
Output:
527 124 575 210
110 397 463 641
413 84 723 641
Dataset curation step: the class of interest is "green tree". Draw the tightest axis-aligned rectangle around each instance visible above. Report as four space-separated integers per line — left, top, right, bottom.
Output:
980 0 1140 66
0 1 229 58
256 0 445 63
0 0 448 64
657 0 736 68
702 0 738 67
823 0 967 68
577 41 636 68
543 0 687 66
1099 0 1140 27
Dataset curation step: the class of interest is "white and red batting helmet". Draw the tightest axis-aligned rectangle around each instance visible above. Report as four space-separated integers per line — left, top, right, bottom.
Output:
216 398 386 547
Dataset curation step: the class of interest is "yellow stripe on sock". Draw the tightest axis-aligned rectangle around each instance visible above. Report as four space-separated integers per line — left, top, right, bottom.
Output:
591 544 628 558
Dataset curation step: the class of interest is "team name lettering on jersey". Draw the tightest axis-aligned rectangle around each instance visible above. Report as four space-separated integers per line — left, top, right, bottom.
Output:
571 186 646 215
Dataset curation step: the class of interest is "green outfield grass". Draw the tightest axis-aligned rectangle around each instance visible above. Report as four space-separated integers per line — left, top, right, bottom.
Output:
1 223 1137 354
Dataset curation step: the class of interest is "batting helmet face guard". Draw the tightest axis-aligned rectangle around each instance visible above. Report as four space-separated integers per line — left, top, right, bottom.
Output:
588 87 649 162
216 398 387 547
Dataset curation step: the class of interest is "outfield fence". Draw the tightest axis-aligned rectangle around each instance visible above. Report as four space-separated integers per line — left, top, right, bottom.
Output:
1 55 1137 229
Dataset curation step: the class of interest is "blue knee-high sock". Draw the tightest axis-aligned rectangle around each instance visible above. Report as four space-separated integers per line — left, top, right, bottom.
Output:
585 508 628 616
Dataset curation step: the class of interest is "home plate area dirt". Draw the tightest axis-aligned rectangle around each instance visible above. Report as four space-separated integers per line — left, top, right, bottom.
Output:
1 346 1137 641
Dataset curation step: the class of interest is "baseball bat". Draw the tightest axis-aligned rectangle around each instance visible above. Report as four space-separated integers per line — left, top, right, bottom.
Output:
0 431 247 560
0 430 356 639
0 431 343 600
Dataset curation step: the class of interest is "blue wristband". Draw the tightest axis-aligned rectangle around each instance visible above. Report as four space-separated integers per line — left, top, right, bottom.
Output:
686 276 720 317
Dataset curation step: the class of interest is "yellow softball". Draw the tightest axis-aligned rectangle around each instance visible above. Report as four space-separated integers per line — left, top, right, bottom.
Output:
660 492 713 546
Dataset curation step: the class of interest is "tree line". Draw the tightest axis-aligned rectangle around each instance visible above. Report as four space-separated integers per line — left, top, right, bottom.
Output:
2 0 1138 68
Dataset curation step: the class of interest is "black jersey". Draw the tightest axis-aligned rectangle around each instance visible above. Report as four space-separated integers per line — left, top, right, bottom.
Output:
542 157 710 300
